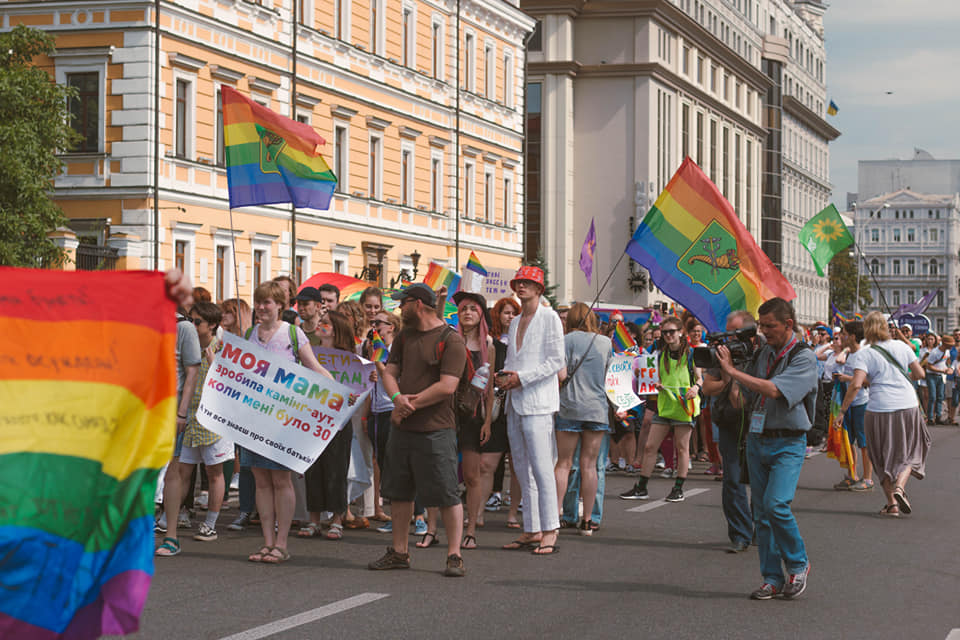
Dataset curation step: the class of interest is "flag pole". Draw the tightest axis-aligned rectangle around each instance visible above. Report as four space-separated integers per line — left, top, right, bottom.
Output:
851 240 893 316
289 0 299 281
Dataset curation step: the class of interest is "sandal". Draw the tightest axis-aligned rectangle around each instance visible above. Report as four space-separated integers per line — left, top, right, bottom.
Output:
502 538 540 551
155 537 181 557
297 522 323 538
531 544 559 555
461 534 478 550
371 513 392 522
326 523 344 540
262 546 291 564
344 517 369 530
415 531 439 548
696 452 710 462
893 487 912 514
878 504 900 517
506 520 521 529
248 546 273 562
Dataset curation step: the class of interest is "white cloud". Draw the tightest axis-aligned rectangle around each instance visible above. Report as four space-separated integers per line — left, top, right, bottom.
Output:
826 0 960 27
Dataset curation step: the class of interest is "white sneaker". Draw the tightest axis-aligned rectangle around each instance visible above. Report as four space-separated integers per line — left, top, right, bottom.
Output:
193 523 218 541
230 473 240 490
177 508 192 529
655 455 666 470
660 468 675 479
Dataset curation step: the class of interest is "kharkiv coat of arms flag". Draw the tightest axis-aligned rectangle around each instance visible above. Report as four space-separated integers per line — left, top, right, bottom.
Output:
221 86 337 210
625 157 795 333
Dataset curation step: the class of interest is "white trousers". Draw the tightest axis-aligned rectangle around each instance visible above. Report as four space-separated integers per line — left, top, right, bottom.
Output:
507 407 559 533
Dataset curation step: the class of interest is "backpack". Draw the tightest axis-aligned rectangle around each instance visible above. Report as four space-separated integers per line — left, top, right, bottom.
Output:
245 323 300 364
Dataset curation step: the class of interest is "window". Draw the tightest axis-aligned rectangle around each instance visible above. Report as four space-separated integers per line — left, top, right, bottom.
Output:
722 127 729 196
253 249 265 286
937 290 944 307
464 161 475 217
175 241 187 274
503 52 515 108
484 44 495 98
215 88 225 166
175 78 191 159
734 133 741 214
907 259 915 275
432 20 443 79
216 245 228 302
931 228 939 242
893 228 901 242
697 55 704 84
334 125 348 193
711 65 717 92
295 255 306 286
528 20 542 52
930 259 938 276
431 154 443 211
871 229 879 242
745 139 753 227
484 169 494 222
465 33 476 92
723 73 730 101
402 7 414 67
735 81 741 108
401 148 412 206
369 135 382 199
892 290 900 306
503 174 513 226
892 259 901 275
681 104 690 159
298 0 309 25
696 112 704 164
709 120 717 183
370 0 384 55
682 45 690 75
335 0 349 39
907 228 915 242
870 259 879 274
67 72 99 152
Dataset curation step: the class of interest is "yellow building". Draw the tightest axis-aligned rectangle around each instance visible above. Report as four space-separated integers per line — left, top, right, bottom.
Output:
8 0 534 299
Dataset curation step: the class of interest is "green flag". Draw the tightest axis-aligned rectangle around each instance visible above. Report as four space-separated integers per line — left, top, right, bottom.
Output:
799 204 853 277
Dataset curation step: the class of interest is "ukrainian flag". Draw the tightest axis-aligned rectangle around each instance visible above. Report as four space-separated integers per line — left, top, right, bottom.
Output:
827 100 839 116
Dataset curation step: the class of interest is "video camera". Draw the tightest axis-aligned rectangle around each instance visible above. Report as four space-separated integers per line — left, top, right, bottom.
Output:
692 326 757 369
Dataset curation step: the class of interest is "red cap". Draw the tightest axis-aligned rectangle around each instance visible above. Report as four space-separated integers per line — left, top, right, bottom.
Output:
510 266 545 293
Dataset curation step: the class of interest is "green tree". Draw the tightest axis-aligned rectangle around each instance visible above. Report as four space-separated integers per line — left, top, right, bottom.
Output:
829 249 873 314
527 251 558 308
0 25 79 267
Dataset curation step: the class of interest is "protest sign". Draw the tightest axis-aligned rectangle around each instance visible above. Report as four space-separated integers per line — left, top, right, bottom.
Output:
605 353 643 411
313 346 375 392
198 333 369 473
482 268 513 299
635 351 659 395
0 268 175 639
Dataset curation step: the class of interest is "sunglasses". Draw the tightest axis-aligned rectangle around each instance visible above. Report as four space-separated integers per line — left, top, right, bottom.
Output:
662 328 679 336
191 317 205 326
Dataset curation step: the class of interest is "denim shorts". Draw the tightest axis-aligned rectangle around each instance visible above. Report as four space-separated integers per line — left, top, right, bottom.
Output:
555 417 610 433
238 446 290 471
844 403 867 449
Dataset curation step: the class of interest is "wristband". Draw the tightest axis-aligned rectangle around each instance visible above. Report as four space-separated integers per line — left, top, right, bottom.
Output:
390 391 401 402
177 414 187 419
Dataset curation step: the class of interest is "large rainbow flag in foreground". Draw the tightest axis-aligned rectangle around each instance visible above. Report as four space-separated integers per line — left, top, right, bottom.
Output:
626 158 795 332
0 269 176 639
222 86 337 210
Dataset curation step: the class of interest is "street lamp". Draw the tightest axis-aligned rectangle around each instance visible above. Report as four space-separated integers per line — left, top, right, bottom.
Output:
390 249 421 288
356 245 389 284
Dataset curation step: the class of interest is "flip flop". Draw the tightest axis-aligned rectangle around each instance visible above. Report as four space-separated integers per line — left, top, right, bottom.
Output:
415 531 439 548
531 544 559 555
506 520 521 529
248 546 273 562
502 539 540 551
262 546 291 564
461 534 478 550
155 537 181 557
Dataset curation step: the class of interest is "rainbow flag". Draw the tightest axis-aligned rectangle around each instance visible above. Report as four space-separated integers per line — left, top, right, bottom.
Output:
0 268 176 639
465 251 488 278
222 86 337 210
423 261 461 295
625 158 795 332
825 383 857 477
611 320 638 353
370 330 389 363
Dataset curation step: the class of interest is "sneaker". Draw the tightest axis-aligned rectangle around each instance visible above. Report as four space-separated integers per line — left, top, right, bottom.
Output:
726 540 750 553
655 456 666 470
413 518 428 536
443 554 466 577
177 508 192 529
660 468 675 479
368 547 411 571
750 583 781 600
782 564 810 599
154 519 167 535
195 491 209 510
484 494 502 512
227 511 251 531
850 479 874 492
578 519 594 537
833 477 855 491
376 521 393 533
605 463 619 473
665 486 685 502
193 523 218 541
619 484 649 500
229 472 240 490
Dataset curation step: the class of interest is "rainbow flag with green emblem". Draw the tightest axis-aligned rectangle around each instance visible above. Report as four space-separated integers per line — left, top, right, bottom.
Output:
222 86 337 210
625 157 795 332
0 268 177 639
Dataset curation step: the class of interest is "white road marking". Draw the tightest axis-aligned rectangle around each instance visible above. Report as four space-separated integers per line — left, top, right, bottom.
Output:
626 487 711 512
218 592 389 640
944 629 960 640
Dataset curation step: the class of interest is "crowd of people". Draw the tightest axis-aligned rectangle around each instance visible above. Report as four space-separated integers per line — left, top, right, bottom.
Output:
154 267 936 597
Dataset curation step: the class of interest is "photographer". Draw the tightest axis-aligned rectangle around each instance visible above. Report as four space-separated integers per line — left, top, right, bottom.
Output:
701 310 757 554
715 298 818 601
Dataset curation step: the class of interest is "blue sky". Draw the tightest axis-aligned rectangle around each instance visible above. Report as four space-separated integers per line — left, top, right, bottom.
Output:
823 0 960 206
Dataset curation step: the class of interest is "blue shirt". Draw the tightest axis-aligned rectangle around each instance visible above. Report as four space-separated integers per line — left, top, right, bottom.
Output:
748 342 819 432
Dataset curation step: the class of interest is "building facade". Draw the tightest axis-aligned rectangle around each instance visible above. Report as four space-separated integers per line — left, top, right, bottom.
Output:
7 0 534 298
858 150 960 202
856 189 960 334
522 0 837 324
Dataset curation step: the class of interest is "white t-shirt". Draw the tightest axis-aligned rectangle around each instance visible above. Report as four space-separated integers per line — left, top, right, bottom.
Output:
851 340 919 412
841 350 869 406
925 347 948 376
917 347 929 386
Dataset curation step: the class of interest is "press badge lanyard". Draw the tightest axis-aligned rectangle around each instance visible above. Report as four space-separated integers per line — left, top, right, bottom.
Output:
750 336 797 433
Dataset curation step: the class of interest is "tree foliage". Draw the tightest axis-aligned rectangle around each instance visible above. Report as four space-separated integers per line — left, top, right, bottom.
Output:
527 251 558 309
0 25 79 267
829 248 873 314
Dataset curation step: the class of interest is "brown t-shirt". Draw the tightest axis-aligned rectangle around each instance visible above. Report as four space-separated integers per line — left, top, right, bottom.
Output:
388 324 467 432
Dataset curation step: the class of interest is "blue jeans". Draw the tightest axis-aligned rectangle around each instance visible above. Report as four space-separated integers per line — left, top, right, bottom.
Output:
926 374 944 420
716 423 752 546
745 434 808 588
561 433 610 524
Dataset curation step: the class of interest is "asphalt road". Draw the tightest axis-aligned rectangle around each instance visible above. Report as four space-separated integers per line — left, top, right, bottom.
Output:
112 426 960 640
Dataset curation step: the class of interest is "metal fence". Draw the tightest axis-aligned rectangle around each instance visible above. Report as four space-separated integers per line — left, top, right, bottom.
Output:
76 244 119 271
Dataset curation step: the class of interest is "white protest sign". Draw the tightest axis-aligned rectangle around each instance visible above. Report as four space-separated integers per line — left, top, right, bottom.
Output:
605 353 643 411
197 333 370 473
635 351 659 395
312 346 376 392
482 268 513 299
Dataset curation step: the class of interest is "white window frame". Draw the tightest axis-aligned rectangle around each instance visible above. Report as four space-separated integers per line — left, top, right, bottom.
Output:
484 165 495 223
430 150 444 213
250 233 275 287
464 160 476 218
402 3 417 68
333 121 350 193
503 50 515 108
369 133 383 200
465 31 476 92
172 70 197 160
55 52 109 154
503 171 514 227
431 17 445 80
213 233 235 303
170 223 199 283
370 0 385 55
331 243 354 275
484 41 496 98
401 142 415 207
335 0 351 40
295 241 315 285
